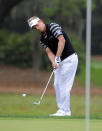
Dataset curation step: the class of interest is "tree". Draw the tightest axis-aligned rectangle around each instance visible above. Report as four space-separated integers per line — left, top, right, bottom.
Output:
42 0 86 40
92 0 102 55
0 0 23 26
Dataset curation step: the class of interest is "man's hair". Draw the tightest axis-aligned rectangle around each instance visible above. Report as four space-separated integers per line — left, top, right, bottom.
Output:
27 16 39 23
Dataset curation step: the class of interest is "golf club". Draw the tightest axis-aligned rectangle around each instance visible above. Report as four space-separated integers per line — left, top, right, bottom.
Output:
33 70 54 105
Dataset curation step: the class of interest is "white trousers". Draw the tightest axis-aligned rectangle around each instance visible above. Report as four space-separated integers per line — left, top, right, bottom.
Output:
54 53 78 112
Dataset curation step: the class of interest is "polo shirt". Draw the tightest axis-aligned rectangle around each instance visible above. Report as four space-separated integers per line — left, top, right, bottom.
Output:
40 23 75 61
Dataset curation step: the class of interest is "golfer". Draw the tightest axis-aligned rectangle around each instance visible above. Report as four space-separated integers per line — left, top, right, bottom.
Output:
27 16 78 116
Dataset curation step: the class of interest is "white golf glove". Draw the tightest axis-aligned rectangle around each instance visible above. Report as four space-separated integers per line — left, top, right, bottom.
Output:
55 56 61 67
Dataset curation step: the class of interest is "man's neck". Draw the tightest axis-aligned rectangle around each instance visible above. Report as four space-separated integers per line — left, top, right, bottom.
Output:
42 24 46 33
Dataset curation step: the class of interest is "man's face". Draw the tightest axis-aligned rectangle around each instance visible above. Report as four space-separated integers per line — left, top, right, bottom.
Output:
33 20 45 32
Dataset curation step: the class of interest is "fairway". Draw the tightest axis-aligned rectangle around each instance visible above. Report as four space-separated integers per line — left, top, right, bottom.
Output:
0 118 102 131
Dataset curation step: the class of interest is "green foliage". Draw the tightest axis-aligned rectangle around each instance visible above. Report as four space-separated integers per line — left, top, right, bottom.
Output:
42 0 86 16
70 34 85 74
0 30 33 67
0 30 85 71
42 0 86 24
42 0 59 16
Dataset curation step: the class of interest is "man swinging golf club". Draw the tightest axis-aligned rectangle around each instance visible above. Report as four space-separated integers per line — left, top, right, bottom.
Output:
27 16 78 116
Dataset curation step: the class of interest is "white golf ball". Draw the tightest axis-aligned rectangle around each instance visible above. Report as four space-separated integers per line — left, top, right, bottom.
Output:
22 93 26 97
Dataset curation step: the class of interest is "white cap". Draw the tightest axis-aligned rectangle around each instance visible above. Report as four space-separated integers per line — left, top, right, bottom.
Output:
28 17 40 28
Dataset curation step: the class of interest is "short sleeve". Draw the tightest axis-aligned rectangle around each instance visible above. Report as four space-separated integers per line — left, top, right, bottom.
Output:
49 23 63 38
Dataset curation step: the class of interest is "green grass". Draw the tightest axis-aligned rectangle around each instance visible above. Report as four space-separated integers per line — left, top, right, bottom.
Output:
0 94 102 119
0 118 102 131
91 61 102 86
0 94 102 131
78 60 102 87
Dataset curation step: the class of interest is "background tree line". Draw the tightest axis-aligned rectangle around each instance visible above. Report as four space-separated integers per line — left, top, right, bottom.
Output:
0 0 102 71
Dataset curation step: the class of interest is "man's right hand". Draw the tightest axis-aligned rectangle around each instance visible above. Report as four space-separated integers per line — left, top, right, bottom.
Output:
52 62 58 69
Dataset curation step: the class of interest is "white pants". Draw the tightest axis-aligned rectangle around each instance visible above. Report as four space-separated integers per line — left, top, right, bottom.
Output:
54 53 78 112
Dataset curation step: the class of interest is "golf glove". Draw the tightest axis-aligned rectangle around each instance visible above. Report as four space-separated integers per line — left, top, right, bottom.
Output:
55 56 61 67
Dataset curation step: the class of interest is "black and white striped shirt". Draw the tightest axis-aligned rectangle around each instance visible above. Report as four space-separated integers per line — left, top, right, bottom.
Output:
49 23 63 38
40 23 75 61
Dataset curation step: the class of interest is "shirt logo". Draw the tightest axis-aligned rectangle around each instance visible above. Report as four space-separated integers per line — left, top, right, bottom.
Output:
43 32 47 38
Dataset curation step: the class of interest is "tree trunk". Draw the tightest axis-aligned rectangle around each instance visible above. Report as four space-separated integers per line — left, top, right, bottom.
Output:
32 37 41 82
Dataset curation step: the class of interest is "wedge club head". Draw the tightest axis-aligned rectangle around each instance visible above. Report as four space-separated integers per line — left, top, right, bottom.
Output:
33 101 40 105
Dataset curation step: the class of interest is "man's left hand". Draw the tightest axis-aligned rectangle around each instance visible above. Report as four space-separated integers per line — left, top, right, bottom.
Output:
55 56 61 67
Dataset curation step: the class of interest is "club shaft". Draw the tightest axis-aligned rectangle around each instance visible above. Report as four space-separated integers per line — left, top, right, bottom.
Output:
40 71 54 101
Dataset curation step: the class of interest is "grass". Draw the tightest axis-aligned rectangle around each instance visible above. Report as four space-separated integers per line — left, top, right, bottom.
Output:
78 60 102 87
0 94 102 119
0 118 102 131
0 93 102 131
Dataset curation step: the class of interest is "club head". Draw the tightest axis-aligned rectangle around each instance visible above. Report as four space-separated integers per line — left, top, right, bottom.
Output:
33 101 40 105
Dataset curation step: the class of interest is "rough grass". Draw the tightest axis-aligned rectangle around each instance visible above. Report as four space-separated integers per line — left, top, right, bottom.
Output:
0 94 102 119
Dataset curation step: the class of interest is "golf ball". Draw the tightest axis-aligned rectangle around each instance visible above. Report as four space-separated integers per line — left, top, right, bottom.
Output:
22 93 26 97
